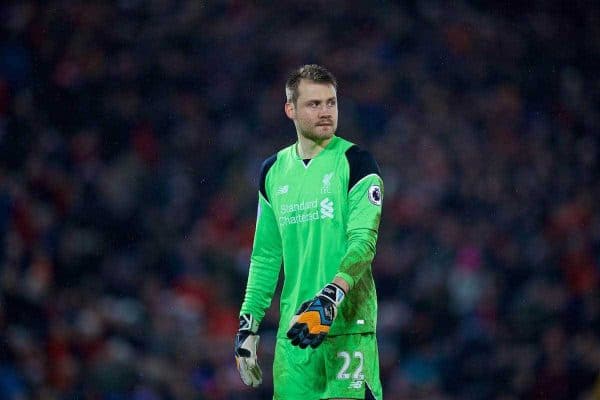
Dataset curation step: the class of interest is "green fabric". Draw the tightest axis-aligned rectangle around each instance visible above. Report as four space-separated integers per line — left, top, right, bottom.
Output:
272 333 383 399
240 135 383 338
241 192 282 325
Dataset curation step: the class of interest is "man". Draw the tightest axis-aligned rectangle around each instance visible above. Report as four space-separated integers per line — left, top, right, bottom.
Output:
235 64 384 399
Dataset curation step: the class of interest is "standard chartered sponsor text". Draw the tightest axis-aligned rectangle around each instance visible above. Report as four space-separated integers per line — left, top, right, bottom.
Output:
280 199 318 214
280 199 319 226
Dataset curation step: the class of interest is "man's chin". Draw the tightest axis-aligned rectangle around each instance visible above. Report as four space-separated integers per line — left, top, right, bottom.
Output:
316 125 336 138
301 129 335 142
316 131 335 142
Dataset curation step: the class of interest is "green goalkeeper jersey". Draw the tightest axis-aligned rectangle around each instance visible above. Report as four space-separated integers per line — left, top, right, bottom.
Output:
240 135 383 338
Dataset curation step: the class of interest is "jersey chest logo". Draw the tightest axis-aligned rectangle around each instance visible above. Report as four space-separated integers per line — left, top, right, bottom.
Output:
321 172 334 194
320 198 334 219
276 185 289 195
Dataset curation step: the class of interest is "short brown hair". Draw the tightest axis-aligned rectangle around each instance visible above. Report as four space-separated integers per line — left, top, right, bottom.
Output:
285 64 338 105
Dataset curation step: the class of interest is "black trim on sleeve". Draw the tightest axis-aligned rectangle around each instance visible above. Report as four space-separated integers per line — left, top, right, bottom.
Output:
345 145 381 192
259 153 278 202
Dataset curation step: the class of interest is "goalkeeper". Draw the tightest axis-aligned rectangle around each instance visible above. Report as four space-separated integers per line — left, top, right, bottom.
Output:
235 64 384 399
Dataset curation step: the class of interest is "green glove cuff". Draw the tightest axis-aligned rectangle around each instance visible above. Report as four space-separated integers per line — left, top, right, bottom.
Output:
335 272 355 291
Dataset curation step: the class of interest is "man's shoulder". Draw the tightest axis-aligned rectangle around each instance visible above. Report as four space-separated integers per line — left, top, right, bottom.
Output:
329 136 355 154
260 143 295 173
260 153 278 176
343 144 381 191
258 144 296 201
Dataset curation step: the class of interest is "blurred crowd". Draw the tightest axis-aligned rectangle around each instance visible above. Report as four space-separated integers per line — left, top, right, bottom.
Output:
1 1 599 399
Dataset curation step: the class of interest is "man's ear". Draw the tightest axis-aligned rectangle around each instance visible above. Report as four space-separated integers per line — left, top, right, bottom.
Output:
284 101 295 120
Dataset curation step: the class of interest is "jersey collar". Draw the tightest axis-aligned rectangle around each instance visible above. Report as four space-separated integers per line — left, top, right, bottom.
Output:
293 135 340 161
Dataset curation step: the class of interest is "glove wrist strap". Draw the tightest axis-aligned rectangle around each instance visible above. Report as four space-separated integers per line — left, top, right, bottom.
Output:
319 283 346 308
239 314 259 334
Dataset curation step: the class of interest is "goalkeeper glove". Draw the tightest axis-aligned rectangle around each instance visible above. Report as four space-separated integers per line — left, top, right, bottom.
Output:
234 314 262 387
286 283 346 349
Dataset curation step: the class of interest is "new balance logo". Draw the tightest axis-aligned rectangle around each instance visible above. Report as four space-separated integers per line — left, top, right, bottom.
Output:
349 380 364 389
320 198 334 219
276 185 289 195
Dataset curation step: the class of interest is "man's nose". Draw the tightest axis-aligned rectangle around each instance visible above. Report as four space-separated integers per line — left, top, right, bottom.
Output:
318 105 332 116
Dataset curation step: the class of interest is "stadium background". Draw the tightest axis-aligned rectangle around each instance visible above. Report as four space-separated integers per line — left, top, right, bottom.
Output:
0 1 599 399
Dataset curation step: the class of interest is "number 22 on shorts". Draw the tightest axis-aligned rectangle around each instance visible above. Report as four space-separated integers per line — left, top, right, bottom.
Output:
336 351 364 380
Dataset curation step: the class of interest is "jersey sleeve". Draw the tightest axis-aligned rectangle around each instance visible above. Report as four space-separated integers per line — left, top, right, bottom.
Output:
240 155 282 327
335 146 383 290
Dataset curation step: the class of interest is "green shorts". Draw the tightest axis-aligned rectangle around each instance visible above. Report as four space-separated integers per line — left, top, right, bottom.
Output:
272 333 383 400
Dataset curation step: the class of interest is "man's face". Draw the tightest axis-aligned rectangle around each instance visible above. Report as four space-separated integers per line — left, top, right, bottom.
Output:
286 79 338 142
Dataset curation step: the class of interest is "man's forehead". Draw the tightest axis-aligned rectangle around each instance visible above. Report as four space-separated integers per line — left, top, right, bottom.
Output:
297 80 337 99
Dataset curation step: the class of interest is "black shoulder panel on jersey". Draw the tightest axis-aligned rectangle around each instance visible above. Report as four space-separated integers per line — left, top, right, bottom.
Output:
259 153 278 202
345 145 381 192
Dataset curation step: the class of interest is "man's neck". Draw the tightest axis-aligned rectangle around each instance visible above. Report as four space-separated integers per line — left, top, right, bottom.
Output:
296 135 334 159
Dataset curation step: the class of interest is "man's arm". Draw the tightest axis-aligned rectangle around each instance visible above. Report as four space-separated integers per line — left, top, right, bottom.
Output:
239 155 282 325
334 145 383 291
236 155 282 387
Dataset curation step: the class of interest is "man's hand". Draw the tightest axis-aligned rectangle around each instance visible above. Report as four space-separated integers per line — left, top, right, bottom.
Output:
286 283 346 349
234 314 262 387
